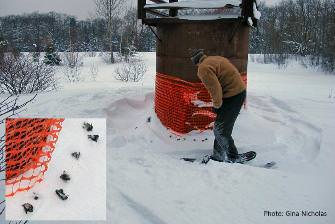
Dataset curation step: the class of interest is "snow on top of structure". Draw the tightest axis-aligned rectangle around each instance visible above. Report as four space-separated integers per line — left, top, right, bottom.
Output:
145 0 241 9
253 2 261 19
178 14 239 20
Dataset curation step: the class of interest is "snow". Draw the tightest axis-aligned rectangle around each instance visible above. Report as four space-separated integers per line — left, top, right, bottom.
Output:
145 0 260 21
5 118 106 220
191 99 213 108
1 53 335 223
145 0 241 9
248 17 253 26
178 14 239 20
253 2 261 20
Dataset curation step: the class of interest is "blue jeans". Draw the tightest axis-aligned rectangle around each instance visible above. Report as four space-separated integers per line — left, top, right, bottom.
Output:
212 90 246 162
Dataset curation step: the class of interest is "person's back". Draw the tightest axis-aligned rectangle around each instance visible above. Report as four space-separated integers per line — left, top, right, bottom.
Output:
197 55 246 108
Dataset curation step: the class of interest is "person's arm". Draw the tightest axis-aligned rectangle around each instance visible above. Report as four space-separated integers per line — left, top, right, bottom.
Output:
197 65 223 108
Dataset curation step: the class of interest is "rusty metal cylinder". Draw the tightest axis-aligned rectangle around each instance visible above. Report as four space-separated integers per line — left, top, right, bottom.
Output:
156 21 250 82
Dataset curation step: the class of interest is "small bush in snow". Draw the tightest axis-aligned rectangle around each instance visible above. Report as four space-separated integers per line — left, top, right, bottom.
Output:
114 52 124 63
62 66 82 83
115 57 147 82
63 51 83 68
89 62 99 81
101 52 109 64
0 53 56 94
62 51 83 83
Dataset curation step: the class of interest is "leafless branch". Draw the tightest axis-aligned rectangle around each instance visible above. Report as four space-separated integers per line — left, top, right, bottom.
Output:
0 94 36 223
115 58 147 82
0 53 56 94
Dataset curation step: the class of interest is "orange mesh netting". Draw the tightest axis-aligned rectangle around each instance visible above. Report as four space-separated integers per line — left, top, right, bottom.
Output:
5 118 64 197
155 72 247 135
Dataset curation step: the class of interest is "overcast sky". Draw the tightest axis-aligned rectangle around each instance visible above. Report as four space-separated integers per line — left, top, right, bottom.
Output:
0 0 138 19
0 0 280 20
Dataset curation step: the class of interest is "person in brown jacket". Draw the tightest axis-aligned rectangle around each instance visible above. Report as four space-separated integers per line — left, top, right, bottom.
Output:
191 49 256 163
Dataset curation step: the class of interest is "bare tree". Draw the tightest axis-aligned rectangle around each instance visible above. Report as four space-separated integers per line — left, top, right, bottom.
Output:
61 51 83 83
0 94 36 222
95 0 123 63
62 18 83 83
119 7 141 61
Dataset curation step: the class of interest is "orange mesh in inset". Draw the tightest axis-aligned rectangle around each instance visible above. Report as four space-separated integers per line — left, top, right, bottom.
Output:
155 72 247 135
5 118 64 197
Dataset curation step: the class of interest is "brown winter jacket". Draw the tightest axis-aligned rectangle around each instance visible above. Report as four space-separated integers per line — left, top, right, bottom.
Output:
197 55 246 108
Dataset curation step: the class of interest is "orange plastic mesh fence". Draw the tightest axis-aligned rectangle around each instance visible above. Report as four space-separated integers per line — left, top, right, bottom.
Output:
155 72 247 135
5 118 64 197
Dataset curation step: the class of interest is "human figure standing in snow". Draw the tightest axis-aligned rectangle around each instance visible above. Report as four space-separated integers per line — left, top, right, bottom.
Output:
190 49 256 163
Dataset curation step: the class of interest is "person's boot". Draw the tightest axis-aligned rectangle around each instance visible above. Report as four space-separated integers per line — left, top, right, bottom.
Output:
211 138 231 162
226 137 239 162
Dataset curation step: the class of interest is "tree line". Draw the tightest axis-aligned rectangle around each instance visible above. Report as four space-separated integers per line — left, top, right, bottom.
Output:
0 8 155 54
250 0 335 73
0 0 334 72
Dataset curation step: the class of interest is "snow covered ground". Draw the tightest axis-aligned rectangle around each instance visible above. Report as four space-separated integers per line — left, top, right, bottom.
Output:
5 118 106 221
1 52 335 223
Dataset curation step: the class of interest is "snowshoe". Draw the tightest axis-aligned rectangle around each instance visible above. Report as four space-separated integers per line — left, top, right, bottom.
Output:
88 134 99 142
60 171 71 182
230 151 257 164
22 203 33 214
182 151 257 164
82 122 93 131
55 189 69 200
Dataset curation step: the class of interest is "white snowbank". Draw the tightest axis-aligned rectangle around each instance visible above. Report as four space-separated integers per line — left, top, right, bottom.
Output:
1 53 335 224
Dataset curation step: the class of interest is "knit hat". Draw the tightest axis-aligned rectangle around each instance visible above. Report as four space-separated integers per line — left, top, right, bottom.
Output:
190 49 205 65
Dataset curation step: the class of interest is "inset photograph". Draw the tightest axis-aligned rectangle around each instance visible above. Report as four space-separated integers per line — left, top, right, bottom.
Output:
5 118 106 221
